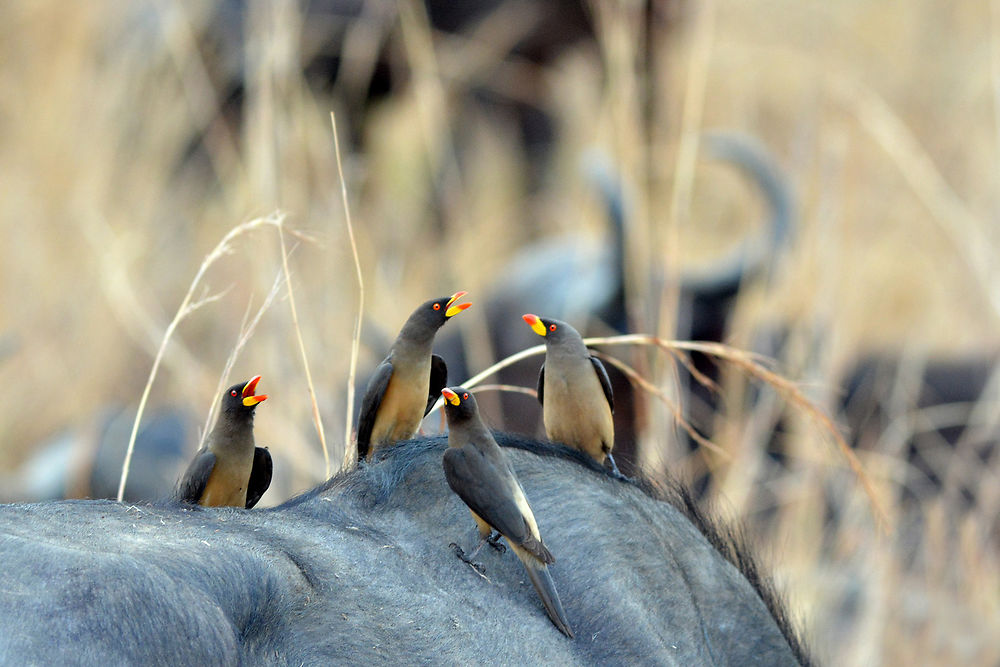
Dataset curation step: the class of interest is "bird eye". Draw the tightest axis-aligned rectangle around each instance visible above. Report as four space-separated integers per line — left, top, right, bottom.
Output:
549 324 557 332
463 393 469 400
433 303 441 310
230 390 238 397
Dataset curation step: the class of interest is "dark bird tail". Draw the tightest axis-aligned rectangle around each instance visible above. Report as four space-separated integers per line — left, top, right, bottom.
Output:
514 546 574 638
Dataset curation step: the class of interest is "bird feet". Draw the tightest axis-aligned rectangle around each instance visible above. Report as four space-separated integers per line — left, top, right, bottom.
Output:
486 531 507 554
449 542 486 575
608 469 634 483
605 453 634 483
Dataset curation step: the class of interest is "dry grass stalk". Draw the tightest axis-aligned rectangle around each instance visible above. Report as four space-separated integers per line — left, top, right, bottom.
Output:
423 343 548 418
431 330 887 530
199 268 285 447
587 334 890 531
331 112 366 471
466 383 537 399
666 0 715 244
155 1 244 197
833 76 1000 324
82 213 211 390
590 350 730 459
992 0 1000 183
116 213 285 502
277 223 331 477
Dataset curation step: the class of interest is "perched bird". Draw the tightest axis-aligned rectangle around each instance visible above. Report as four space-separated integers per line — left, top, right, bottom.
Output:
440 386 574 639
175 376 272 509
522 314 621 477
357 292 472 460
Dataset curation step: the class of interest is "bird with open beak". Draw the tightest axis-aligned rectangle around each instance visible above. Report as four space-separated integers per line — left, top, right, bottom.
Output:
357 292 472 460
522 314 622 477
441 386 574 638
175 376 272 508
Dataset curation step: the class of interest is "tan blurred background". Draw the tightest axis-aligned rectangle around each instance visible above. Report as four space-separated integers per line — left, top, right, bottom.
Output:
0 1 997 664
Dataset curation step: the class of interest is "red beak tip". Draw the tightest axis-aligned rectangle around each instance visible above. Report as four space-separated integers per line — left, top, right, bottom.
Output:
243 375 263 397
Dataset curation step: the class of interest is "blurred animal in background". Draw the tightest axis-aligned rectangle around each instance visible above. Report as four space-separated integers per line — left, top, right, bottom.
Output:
836 353 1000 511
3 379 286 507
0 332 16 366
0 433 809 665
1 407 191 504
169 0 617 192
719 341 1000 533
412 132 794 476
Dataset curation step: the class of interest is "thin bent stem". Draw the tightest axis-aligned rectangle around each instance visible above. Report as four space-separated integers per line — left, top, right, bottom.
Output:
201 268 285 447
117 214 283 502
279 224 331 477
332 112 366 471
424 332 889 532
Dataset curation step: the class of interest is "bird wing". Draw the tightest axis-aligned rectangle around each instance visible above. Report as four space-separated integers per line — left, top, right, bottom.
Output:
589 355 614 413
443 444 553 563
174 450 215 504
245 446 273 509
357 359 393 460
536 362 545 405
426 354 448 416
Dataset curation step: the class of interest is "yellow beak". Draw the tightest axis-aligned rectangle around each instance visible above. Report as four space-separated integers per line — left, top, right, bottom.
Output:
445 291 472 318
522 313 546 337
441 387 461 406
242 375 269 407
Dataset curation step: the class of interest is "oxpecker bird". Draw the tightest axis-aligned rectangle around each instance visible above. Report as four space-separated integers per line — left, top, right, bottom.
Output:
357 292 471 460
175 376 272 508
522 314 622 477
441 386 574 638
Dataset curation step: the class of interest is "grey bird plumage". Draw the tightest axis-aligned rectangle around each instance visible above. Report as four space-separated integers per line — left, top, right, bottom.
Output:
175 376 271 508
441 386 573 638
356 292 471 461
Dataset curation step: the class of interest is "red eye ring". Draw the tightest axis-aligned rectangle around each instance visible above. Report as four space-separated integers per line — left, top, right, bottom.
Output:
549 324 557 331
463 393 469 400
230 390 238 397
433 303 441 310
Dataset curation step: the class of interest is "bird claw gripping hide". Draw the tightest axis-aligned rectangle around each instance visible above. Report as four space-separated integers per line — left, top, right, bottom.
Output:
487 531 507 554
450 542 487 576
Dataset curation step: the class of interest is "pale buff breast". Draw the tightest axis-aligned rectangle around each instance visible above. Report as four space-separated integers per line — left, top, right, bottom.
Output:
542 360 614 462
369 359 431 449
199 456 253 507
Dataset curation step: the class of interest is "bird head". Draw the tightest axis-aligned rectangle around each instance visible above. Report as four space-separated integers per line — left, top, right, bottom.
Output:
402 291 472 341
440 386 479 424
522 313 579 345
221 376 268 415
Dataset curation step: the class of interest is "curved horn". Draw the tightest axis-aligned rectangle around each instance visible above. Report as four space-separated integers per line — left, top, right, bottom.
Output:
680 132 794 297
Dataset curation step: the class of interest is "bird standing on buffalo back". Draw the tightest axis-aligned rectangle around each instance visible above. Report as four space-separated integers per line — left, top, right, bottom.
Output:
357 292 472 460
440 386 574 639
175 376 272 508
522 314 621 476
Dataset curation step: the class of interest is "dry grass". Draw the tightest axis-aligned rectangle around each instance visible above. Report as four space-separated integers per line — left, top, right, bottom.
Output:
331 111 365 472
0 0 998 664
116 213 287 500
